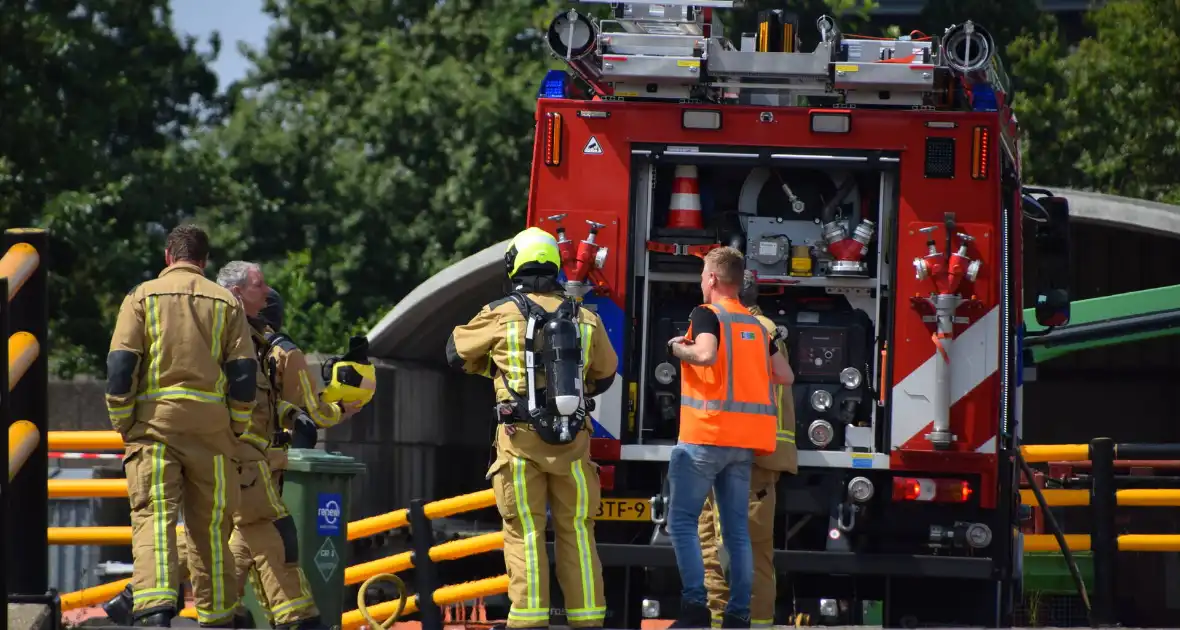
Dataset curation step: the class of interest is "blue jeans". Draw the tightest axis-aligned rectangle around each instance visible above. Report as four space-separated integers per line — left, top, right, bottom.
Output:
667 441 754 618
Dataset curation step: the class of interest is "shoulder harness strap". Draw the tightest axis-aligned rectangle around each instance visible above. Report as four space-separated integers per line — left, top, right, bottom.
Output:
501 292 546 415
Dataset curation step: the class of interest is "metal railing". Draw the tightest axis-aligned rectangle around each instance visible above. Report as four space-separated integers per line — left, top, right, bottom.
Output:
0 229 53 619
53 483 506 630
45 432 1180 627
1019 438 1180 626
340 493 506 630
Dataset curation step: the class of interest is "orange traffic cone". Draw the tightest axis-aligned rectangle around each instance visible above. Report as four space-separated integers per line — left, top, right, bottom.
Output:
668 164 703 229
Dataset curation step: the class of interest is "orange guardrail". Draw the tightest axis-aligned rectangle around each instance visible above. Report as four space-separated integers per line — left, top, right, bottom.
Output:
1020 437 1180 626
173 531 510 621
58 489 500 612
344 531 505 587
59 579 129 611
2 228 52 603
48 478 127 499
340 495 511 629
46 430 124 451
1019 488 1180 507
48 525 187 546
1020 443 1090 464
1024 534 1180 553
49 489 496 548
342 575 510 630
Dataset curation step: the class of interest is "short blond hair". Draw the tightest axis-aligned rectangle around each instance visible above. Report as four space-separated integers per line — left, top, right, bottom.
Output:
704 246 744 287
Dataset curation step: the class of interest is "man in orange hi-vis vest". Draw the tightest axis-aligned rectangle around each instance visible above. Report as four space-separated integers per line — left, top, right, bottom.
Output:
665 247 795 630
699 270 796 629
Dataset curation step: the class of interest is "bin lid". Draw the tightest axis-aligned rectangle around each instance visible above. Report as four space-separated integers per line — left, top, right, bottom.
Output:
285 448 367 475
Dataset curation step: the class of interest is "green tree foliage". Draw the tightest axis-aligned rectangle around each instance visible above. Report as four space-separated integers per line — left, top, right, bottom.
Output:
0 0 224 376
193 0 565 350
1009 0 1180 203
7 0 1179 376
262 249 382 355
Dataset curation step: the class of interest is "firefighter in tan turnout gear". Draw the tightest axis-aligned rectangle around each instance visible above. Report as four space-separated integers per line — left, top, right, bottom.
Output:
257 287 331 486
103 286 351 628
217 261 365 629
104 225 256 628
447 227 619 629
698 271 796 629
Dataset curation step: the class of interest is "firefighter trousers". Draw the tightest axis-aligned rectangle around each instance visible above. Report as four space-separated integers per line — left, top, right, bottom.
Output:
229 458 319 626
491 452 606 628
124 431 240 626
699 466 780 628
175 451 302 624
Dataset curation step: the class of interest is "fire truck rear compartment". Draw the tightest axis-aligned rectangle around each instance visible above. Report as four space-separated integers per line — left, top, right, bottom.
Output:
604 150 1007 626
630 156 891 463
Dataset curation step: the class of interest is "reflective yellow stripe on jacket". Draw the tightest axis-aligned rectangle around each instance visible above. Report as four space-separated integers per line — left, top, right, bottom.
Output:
136 386 225 404
774 340 794 445
211 301 228 396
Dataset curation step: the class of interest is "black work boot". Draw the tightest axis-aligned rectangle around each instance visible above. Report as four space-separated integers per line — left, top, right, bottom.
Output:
101 584 135 626
720 611 751 628
133 607 175 627
669 600 713 629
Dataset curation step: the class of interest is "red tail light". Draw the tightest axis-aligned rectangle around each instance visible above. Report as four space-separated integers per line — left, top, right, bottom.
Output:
892 477 972 503
598 465 616 491
590 437 621 461
543 112 563 167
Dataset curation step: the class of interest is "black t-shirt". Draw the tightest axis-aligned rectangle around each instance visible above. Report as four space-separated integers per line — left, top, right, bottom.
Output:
688 306 778 356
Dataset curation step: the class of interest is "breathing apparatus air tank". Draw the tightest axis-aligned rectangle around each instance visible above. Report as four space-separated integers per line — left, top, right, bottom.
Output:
541 315 585 422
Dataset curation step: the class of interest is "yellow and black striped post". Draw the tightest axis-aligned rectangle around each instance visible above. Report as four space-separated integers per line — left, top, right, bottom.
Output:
2 227 50 598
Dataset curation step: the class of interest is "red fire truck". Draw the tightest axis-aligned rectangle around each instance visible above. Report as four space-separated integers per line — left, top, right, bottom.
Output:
523 2 1072 626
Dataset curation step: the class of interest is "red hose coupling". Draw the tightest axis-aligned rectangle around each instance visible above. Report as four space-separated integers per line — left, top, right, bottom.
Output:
558 239 577 274
571 241 601 283
941 252 971 295
827 237 868 262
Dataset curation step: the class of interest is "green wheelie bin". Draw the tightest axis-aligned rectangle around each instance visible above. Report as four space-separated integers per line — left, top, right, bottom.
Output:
241 449 366 628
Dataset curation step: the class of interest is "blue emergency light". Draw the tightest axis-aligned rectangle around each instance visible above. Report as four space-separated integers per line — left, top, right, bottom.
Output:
969 83 999 112
537 70 570 100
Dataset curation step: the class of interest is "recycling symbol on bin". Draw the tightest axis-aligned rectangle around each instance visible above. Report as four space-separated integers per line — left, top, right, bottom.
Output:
315 537 340 581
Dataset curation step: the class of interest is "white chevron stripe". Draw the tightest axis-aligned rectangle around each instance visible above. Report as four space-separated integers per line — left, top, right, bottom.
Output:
890 306 1001 450
590 374 623 439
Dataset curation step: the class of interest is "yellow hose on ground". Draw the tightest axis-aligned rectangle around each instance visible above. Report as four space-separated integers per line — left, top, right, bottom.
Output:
357 573 408 630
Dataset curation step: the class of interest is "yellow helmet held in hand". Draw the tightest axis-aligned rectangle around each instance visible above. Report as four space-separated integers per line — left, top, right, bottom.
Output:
321 336 377 406
504 227 561 279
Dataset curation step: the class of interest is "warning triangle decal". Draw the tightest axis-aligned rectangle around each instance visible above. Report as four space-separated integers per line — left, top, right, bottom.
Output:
583 136 603 155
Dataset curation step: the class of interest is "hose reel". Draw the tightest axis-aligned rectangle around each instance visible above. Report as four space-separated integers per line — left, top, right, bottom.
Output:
547 9 598 61
942 21 995 74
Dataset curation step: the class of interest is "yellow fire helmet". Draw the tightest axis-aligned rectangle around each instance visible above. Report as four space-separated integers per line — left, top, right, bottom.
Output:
504 226 561 279
321 336 377 406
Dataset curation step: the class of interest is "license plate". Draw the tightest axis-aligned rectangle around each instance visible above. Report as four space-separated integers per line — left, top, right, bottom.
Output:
595 498 652 522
